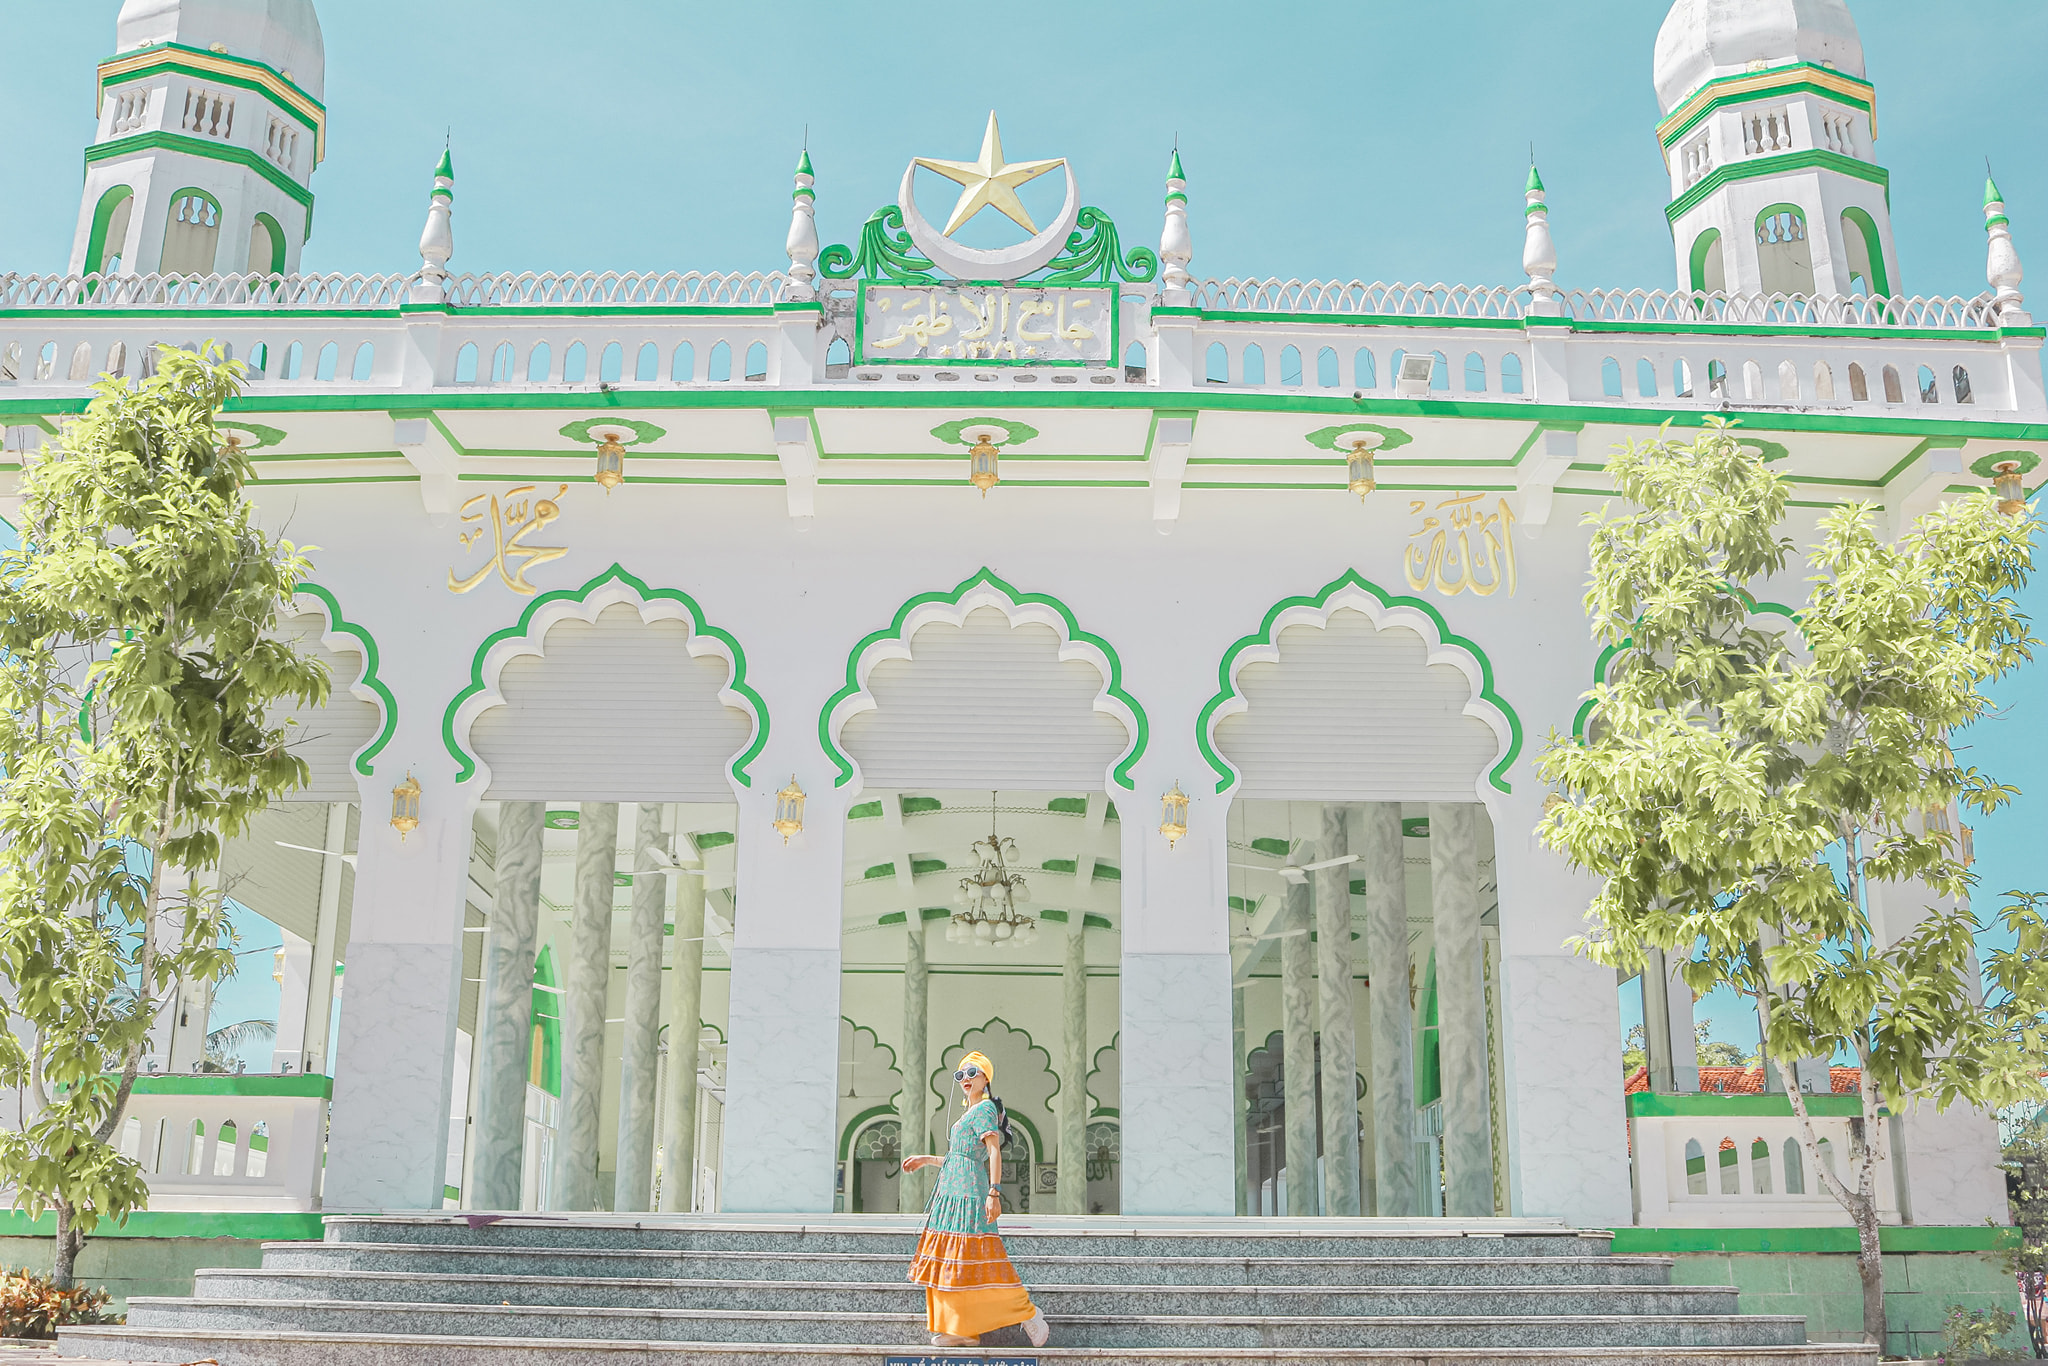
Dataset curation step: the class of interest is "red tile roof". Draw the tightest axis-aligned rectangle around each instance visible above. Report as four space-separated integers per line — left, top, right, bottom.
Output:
1624 1064 1861 1095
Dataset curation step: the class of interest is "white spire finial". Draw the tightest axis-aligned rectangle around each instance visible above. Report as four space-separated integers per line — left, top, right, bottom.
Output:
785 147 818 302
410 148 455 306
1159 147 1192 306
1985 172 2028 326
1522 162 1560 315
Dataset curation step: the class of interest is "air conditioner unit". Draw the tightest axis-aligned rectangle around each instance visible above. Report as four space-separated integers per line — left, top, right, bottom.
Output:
1396 353 1436 397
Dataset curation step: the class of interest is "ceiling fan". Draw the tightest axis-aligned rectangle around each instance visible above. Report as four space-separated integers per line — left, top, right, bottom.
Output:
1228 848 1358 884
625 844 708 879
274 840 356 867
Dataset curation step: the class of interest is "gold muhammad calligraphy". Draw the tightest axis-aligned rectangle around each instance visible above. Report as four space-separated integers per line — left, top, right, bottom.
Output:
1404 493 1518 597
448 483 569 595
864 286 1106 361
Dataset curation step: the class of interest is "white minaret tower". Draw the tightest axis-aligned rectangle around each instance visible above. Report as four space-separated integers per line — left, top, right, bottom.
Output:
69 0 326 280
1652 0 1899 300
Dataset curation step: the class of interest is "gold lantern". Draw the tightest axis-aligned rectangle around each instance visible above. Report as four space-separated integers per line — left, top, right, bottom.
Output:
772 775 806 844
1159 781 1189 848
1992 460 2025 516
390 772 422 840
968 432 1001 496
1343 433 1380 499
595 432 626 491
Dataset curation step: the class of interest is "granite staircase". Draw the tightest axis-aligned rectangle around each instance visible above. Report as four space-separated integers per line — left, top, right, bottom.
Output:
60 1213 1878 1365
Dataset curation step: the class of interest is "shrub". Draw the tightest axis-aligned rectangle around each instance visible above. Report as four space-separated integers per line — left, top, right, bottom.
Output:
1940 1302 2017 1362
0 1268 118 1338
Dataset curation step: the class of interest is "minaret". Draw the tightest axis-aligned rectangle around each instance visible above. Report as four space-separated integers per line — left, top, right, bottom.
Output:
1652 0 1898 300
410 150 455 306
1522 163 1559 314
1159 149 1192 306
70 0 326 278
1984 175 2029 326
785 149 818 302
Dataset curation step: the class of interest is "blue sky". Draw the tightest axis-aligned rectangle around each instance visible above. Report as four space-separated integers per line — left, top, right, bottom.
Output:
3 2 2044 1064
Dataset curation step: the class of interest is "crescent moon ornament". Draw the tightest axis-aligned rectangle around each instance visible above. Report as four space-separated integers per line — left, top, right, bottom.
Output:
901 159 1081 283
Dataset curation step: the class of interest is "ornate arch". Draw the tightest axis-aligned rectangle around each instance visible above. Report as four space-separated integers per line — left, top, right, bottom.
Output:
1196 569 1522 799
440 562 767 789
818 567 1147 792
291 582 397 778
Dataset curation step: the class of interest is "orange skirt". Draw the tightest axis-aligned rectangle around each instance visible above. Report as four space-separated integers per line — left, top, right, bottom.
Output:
908 1229 1036 1337
926 1283 1037 1337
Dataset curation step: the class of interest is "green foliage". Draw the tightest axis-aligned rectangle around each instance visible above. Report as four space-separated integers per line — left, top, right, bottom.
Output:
1940 1302 2017 1361
0 344 328 1285
1538 418 2048 1344
0 1268 117 1338
1998 1121 2048 1356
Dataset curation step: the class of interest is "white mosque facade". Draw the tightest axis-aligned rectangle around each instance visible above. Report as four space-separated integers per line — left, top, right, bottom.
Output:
0 0 2035 1251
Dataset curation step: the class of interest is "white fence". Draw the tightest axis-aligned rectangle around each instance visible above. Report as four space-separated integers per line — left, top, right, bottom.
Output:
1630 1098 1902 1228
115 1075 329 1213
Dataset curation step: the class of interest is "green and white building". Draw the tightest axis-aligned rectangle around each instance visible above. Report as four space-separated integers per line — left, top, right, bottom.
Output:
0 1 2033 1323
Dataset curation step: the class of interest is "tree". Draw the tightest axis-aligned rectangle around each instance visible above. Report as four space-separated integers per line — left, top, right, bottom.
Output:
2002 1120 2048 1357
1538 418 2048 1349
0 345 326 1287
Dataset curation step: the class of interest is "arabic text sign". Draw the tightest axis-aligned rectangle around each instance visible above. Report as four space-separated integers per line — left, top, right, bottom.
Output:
860 285 1112 365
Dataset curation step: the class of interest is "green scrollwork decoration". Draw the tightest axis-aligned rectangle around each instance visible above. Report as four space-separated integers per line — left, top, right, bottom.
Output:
818 206 940 285
1041 207 1159 285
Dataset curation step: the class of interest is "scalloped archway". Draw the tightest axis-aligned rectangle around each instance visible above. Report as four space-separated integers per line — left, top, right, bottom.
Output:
282 583 397 793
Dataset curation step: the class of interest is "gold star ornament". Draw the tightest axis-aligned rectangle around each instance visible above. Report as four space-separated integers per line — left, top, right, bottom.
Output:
913 112 1065 238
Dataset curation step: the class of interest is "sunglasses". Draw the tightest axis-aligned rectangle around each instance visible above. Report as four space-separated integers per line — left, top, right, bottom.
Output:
952 1066 984 1082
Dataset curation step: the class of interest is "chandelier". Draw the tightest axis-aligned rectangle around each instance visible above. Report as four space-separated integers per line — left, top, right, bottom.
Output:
947 797 1037 948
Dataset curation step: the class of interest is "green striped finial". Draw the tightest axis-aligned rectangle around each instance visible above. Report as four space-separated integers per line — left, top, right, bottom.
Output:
1985 171 2009 230
435 147 454 180
796 147 814 177
1168 147 1185 182
1526 162 1545 195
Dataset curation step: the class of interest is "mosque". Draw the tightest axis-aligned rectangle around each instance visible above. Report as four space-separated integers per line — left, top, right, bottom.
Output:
0 0 2032 1326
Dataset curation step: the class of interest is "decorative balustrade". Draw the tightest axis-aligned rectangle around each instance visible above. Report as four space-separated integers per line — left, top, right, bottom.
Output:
113 1074 330 1213
180 87 235 142
1628 1092 1901 1228
1188 277 1532 317
442 271 790 308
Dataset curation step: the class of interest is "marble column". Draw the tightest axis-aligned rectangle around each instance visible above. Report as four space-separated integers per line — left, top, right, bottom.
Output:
897 922 930 1213
614 803 667 1211
274 801 350 1074
1058 921 1089 1215
469 800 543 1211
657 858 706 1212
1640 945 1699 1093
1280 846 1319 1218
1232 983 1248 1216
1314 805 1361 1217
551 800 617 1212
1429 802 1494 1218
1360 802 1415 1216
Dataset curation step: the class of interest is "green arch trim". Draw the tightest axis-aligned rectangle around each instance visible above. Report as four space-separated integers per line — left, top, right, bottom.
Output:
928 1015 1053 1160
818 566 1148 791
531 944 561 1098
292 583 397 777
1195 569 1523 795
251 212 287 276
1570 595 1803 740
83 185 134 278
440 562 769 788
1688 228 1723 295
838 1104 900 1163
840 1014 903 1118
1840 206 1890 300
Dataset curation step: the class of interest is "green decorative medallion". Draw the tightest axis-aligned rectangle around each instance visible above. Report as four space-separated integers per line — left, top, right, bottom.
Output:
217 421 287 451
1971 449 2038 478
929 417 1040 448
559 418 666 446
1304 422 1414 454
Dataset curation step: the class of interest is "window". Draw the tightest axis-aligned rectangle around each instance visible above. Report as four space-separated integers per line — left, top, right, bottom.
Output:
1279 344 1302 387
526 342 552 382
1783 1138 1806 1195
183 1119 206 1176
671 341 695 381
600 342 624 384
1841 207 1889 299
1353 348 1376 389
1464 351 1486 393
247 213 286 276
491 342 514 383
1316 346 1338 387
707 340 732 382
1707 359 1727 399
1848 363 1868 401
213 1121 238 1177
84 186 135 276
1742 359 1764 401
161 188 222 276
68 342 93 382
563 341 588 383
1673 358 1693 399
1205 342 1228 384
1636 358 1658 398
315 341 339 381
1777 359 1799 403
454 342 478 384
351 342 374 382
283 340 304 380
1718 1137 1740 1195
1952 365 1973 404
109 340 131 376
635 343 658 382
1429 350 1448 391
827 338 851 375
1500 353 1523 394
1123 341 1146 382
1689 227 1725 296
1917 364 1938 403
1684 1138 1707 1196
1755 205 1816 297
1813 362 1834 402
1601 357 1622 398
1241 344 1266 386
745 341 768 380
1750 1138 1774 1194
1882 365 1903 403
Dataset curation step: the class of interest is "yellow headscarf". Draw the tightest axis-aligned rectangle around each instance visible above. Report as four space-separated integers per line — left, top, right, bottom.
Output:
957 1051 995 1088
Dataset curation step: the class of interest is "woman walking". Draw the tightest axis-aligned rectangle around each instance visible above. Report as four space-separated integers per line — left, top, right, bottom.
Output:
900 1051 1051 1348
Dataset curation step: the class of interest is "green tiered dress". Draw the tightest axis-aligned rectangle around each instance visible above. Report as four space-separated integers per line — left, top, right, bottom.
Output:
905 1098 1037 1337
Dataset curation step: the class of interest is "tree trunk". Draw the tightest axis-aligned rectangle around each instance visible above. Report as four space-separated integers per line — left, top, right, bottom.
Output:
51 1200 82 1291
1854 1194 1885 1348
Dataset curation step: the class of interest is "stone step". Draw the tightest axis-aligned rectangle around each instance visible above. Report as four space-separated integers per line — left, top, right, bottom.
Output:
192 1268 1742 1319
320 1215 1614 1262
122 1298 1812 1350
57 1325 1885 1366
271 1241 1680 1287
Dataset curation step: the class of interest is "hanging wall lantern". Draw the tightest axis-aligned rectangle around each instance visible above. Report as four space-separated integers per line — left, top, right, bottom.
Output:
390 772 422 840
594 432 626 491
1159 781 1190 848
1343 433 1381 500
968 432 1001 496
1992 460 2025 516
772 775 806 844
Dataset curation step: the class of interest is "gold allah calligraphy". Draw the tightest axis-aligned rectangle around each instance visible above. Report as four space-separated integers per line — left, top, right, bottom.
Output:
448 483 569 595
1404 493 1517 597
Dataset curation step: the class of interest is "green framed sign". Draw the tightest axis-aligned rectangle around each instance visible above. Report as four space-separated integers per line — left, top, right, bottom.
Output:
854 281 1119 368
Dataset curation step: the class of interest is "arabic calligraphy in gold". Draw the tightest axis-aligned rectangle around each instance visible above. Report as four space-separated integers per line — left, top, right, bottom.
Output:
449 483 570 595
861 285 1110 364
1403 493 1518 598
